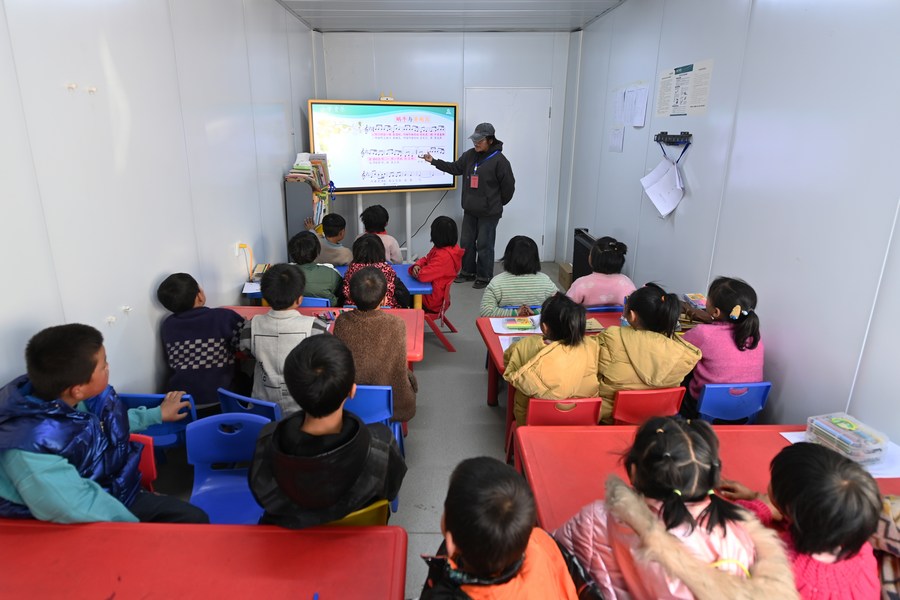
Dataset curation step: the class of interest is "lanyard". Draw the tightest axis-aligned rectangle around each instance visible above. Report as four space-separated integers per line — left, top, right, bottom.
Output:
473 150 500 173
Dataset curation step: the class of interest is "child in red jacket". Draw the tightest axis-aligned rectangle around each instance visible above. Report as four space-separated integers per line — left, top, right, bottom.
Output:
409 216 464 315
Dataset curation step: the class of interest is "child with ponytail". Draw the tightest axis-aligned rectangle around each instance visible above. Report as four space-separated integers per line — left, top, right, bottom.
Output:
680 277 764 418
554 416 796 600
566 236 636 306
595 283 701 424
503 293 600 426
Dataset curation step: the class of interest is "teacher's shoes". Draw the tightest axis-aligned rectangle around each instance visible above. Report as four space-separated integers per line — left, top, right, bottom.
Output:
473 280 489 289
454 273 475 283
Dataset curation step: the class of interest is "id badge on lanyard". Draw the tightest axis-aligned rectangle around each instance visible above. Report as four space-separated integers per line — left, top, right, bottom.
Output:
470 168 479 189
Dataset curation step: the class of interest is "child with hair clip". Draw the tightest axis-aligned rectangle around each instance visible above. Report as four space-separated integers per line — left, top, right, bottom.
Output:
503 293 600 426
680 277 764 418
554 416 797 600
719 442 882 600
566 236 636 306
408 216 465 315
595 283 701 424
341 234 411 308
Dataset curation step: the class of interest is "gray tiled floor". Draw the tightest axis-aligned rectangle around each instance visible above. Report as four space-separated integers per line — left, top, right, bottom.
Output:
155 262 561 599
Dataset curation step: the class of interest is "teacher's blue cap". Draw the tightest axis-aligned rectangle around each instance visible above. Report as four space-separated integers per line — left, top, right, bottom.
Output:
468 123 495 142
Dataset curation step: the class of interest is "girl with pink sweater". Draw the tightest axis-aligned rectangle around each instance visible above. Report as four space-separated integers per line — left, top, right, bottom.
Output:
720 442 882 600
554 417 796 599
566 236 636 306
681 277 764 418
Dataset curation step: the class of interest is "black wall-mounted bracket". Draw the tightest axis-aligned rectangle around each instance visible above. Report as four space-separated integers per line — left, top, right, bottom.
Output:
654 131 692 145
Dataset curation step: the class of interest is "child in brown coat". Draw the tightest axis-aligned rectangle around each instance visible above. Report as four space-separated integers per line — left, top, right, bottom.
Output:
332 267 417 422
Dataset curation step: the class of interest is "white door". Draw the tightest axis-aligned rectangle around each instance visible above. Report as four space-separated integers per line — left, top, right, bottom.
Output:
464 87 552 261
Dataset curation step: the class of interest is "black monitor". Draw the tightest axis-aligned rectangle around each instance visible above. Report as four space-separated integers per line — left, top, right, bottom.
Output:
573 228 596 282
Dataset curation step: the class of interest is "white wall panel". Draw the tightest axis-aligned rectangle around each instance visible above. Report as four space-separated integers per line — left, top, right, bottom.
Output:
590 0 665 282
555 31 582 262
6 0 199 391
631 0 750 290
0 3 65 383
289 19 316 153
713 0 900 424
565 18 613 245
850 204 900 437
244 0 298 263
169 0 262 302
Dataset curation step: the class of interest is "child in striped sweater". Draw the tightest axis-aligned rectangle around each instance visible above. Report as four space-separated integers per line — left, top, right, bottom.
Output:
479 236 558 317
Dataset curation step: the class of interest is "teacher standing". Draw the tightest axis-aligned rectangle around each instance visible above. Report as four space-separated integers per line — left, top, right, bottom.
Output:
422 123 515 289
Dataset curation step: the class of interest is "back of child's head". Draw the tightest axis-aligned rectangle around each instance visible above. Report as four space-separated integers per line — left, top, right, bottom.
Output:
707 276 761 351
352 233 387 264
157 273 200 314
26 324 103 401
430 216 458 248
502 235 541 276
444 457 536 578
770 442 880 560
283 335 355 418
261 263 306 310
625 416 744 534
288 231 320 265
626 283 681 337
360 204 389 233
590 236 628 274
540 293 586 346
349 267 387 311
321 213 346 238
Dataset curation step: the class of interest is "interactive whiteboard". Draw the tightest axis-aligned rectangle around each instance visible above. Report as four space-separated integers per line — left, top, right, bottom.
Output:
308 100 458 194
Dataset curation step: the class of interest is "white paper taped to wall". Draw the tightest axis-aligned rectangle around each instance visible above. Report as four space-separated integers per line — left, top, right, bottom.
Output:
640 159 684 217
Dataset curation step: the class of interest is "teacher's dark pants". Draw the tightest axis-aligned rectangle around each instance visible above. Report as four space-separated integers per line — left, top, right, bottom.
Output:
460 214 500 283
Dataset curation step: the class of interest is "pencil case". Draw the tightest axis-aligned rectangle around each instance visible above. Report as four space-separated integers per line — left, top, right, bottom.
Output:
806 412 888 465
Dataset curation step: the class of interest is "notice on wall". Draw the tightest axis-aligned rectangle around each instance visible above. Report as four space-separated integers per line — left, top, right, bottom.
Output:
613 83 650 127
655 59 713 117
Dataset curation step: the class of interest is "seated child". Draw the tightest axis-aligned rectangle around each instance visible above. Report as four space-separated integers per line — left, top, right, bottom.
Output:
503 293 600 426
480 235 559 317
239 263 327 416
596 283 701 423
305 213 353 266
409 215 464 314
555 417 794 599
288 230 342 306
359 204 403 263
248 335 406 528
333 267 417 422
0 324 208 523
341 234 411 309
680 277 764 418
420 456 580 599
157 272 244 407
720 442 882 600
566 236 636 306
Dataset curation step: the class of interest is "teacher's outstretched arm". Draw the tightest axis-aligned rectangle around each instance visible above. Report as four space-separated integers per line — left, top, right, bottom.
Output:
424 151 468 176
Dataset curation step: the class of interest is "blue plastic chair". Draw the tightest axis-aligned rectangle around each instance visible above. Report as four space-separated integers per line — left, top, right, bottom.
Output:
586 304 624 312
217 387 282 422
697 382 772 424
345 385 404 457
119 393 197 449
186 413 269 525
300 297 331 307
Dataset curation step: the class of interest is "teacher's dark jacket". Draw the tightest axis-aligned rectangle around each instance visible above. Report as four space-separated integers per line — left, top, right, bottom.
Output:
430 139 515 218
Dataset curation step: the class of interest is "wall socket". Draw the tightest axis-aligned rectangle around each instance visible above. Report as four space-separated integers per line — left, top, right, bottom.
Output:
234 242 241 257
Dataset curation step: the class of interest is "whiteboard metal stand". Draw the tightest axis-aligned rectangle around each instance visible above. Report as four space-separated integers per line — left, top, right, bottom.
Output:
355 192 413 263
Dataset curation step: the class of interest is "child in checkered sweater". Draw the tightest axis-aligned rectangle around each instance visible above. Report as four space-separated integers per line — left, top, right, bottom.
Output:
157 273 244 408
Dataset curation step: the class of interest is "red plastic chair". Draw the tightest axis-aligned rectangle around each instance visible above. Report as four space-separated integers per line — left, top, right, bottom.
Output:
130 433 157 492
506 398 603 466
611 387 685 425
424 280 457 352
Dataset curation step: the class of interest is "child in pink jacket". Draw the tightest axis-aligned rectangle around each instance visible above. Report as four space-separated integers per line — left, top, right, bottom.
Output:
409 216 464 315
554 417 796 599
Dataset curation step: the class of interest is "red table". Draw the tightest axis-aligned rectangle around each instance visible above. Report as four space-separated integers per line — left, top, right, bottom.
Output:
476 313 622 452
0 521 407 599
516 424 900 532
225 306 425 363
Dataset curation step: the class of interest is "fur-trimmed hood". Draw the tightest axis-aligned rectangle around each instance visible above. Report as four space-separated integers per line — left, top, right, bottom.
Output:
604 475 799 600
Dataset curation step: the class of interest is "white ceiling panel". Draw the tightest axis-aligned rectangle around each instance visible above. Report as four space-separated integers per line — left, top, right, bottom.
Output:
279 0 625 32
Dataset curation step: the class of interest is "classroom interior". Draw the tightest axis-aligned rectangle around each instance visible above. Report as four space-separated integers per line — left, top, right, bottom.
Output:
2 0 900 595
